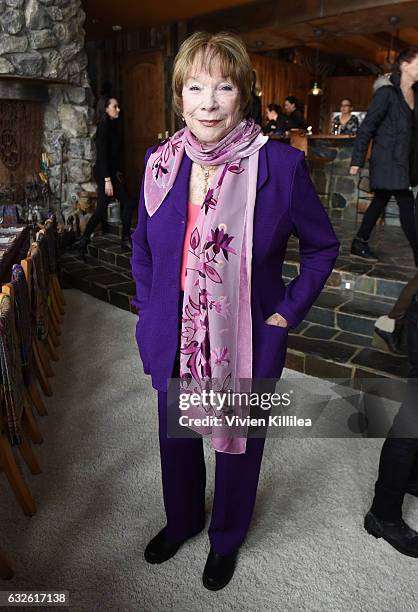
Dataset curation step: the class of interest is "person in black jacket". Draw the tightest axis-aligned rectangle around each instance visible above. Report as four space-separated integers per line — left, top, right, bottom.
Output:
283 96 307 130
262 103 288 135
78 95 136 257
350 48 418 265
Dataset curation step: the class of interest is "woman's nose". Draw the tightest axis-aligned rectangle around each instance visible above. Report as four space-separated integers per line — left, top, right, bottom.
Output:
201 90 219 111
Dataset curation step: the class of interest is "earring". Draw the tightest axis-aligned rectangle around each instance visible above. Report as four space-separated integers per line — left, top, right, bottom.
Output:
181 116 185 122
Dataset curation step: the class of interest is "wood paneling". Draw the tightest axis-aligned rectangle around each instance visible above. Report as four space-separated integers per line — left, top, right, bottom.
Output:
249 53 311 123
0 101 43 201
121 51 165 195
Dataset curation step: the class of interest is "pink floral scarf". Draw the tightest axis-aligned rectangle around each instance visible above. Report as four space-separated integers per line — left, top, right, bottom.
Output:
144 118 268 454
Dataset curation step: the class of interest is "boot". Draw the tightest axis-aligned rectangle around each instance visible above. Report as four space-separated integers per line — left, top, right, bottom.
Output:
364 510 418 557
350 237 378 262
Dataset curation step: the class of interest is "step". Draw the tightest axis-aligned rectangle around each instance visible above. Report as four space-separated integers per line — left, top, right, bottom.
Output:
60 235 409 381
285 322 410 381
60 251 136 313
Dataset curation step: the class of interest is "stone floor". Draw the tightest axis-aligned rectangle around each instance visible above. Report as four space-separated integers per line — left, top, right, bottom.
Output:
60 208 416 381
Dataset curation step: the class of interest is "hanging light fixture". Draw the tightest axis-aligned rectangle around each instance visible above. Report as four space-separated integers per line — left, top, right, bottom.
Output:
309 29 323 96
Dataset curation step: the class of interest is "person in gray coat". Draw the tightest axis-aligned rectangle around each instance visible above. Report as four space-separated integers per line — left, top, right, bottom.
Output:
350 47 418 265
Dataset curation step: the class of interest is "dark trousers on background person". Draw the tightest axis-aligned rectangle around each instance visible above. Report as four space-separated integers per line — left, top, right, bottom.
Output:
83 173 136 241
370 293 418 521
356 189 418 264
156 290 267 556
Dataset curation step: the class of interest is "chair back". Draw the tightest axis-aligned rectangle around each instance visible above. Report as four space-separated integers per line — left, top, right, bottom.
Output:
8 264 32 386
27 242 48 341
0 293 24 445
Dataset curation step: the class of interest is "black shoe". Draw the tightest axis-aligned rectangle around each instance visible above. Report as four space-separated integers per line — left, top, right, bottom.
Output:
144 526 203 564
406 479 418 497
364 510 418 557
350 238 378 262
202 548 238 591
373 327 407 356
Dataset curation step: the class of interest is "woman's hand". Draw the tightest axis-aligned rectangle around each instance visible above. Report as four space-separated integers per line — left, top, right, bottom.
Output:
105 179 113 197
349 166 360 175
265 313 289 327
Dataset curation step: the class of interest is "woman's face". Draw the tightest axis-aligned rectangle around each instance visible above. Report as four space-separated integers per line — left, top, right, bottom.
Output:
182 56 242 145
106 98 120 119
266 108 278 121
284 100 295 114
401 56 418 83
340 100 352 114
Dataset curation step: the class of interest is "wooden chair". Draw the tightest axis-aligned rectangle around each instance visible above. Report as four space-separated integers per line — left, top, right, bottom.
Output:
0 294 42 517
44 219 65 315
21 254 53 397
3 265 47 418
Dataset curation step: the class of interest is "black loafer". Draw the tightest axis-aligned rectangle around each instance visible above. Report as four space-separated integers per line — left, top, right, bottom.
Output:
350 238 378 262
144 526 203 564
202 548 238 591
364 510 418 557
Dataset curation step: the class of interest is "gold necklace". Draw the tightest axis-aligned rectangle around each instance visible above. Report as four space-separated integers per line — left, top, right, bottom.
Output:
199 164 217 192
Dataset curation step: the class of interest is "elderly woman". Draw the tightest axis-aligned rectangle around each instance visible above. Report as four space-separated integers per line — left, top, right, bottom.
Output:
131 31 339 591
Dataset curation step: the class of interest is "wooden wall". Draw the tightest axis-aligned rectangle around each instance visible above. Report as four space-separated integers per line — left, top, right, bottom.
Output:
249 53 311 122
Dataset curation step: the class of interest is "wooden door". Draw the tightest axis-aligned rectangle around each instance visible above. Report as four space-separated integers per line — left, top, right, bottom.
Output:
122 50 165 198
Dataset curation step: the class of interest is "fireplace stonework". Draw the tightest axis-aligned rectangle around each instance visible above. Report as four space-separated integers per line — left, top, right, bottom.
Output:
0 0 95 218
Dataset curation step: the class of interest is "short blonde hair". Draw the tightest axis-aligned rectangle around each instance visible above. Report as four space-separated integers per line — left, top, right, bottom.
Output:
172 31 252 117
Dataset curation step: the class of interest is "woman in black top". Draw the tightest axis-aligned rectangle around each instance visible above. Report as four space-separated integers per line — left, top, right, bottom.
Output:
350 47 418 265
283 96 307 130
262 103 288 135
332 98 359 135
78 95 136 257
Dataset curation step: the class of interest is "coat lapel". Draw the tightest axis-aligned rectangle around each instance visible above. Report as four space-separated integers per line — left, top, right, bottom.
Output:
256 142 269 192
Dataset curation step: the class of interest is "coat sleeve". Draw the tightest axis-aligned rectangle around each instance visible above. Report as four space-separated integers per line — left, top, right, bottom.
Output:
350 87 391 167
95 121 110 177
275 155 340 329
130 148 153 315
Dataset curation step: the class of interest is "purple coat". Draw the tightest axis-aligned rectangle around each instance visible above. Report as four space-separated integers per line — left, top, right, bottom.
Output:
131 139 340 391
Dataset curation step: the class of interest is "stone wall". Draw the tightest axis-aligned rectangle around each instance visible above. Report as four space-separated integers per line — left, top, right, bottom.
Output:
0 0 95 218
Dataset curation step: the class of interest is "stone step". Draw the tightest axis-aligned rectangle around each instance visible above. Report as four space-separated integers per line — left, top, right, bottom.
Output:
285 322 409 381
60 235 409 381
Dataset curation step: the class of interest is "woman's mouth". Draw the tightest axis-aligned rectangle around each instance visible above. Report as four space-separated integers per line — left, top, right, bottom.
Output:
198 120 222 127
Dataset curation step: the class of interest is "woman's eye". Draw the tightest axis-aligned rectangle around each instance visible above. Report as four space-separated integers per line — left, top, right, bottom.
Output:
189 86 200 91
220 85 233 91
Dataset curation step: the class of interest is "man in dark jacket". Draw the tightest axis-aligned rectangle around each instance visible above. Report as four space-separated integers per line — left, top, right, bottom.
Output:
350 48 418 265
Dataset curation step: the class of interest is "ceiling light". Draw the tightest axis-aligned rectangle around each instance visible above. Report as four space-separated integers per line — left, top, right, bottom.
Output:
112 25 122 32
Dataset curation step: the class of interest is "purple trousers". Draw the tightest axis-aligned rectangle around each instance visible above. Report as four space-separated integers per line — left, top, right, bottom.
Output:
157 389 266 555
155 290 268 555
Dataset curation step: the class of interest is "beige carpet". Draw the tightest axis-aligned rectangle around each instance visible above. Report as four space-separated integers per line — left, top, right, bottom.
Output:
1 289 418 611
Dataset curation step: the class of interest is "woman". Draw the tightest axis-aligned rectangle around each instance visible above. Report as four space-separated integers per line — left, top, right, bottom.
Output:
332 98 359 135
283 96 307 130
262 103 288 135
78 95 136 258
365 291 418 558
350 47 418 264
131 31 339 591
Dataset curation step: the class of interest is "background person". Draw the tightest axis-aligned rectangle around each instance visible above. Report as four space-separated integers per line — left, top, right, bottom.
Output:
332 98 359 135
262 103 287 135
131 31 339 592
283 96 308 130
78 95 136 258
349 47 418 264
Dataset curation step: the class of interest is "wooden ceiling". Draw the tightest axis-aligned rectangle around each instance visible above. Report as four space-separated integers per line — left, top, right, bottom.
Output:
83 0 418 68
82 0 260 39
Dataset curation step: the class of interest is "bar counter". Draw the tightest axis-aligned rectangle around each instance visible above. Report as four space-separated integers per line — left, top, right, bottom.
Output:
271 133 360 211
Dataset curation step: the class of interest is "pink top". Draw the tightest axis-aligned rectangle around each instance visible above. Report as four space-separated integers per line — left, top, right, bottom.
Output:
180 201 201 291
